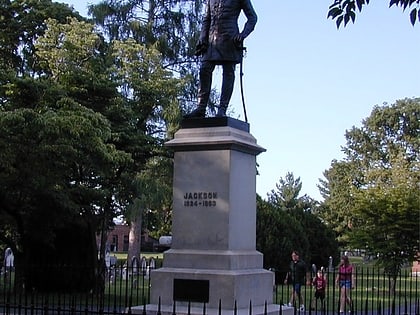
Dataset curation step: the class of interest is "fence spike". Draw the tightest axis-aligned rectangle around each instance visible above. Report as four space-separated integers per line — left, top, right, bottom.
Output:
234 300 237 315
249 299 252 315
416 298 420 315
218 299 222 315
364 298 368 315
391 297 395 315
264 301 267 315
172 300 176 315
188 301 191 315
142 298 146 315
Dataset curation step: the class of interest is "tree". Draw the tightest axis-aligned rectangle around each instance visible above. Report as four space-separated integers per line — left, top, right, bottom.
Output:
0 98 127 291
257 173 339 274
89 0 203 112
0 1 128 291
318 160 359 245
350 158 419 292
267 172 303 211
107 37 181 265
0 0 83 74
328 0 420 28
36 12 182 266
87 0 206 265
319 98 420 275
0 1 183 292
125 156 173 264
256 195 306 275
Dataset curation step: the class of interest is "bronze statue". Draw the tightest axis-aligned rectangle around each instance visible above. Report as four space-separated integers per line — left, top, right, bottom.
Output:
184 0 257 118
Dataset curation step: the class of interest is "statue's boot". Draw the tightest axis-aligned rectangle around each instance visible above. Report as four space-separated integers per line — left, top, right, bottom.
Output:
216 63 235 118
183 105 206 118
184 62 213 119
216 105 227 117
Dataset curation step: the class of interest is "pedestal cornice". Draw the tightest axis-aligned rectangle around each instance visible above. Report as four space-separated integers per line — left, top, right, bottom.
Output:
166 118 265 155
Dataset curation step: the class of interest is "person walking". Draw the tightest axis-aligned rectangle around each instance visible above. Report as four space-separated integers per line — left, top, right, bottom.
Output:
284 250 311 312
311 267 327 311
335 255 355 314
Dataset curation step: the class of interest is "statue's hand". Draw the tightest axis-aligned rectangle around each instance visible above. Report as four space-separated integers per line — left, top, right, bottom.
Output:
233 34 244 46
194 42 208 56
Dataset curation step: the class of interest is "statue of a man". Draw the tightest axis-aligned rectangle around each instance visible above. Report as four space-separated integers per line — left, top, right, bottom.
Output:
184 0 257 118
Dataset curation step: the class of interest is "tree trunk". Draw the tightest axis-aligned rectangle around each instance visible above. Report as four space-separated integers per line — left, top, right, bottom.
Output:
127 210 142 267
389 276 396 296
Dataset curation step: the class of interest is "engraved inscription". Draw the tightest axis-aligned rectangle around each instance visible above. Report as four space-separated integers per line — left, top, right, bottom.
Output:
183 192 217 207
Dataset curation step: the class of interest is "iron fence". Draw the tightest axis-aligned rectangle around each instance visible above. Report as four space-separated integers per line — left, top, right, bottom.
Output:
1 262 154 315
271 266 419 315
1 263 419 314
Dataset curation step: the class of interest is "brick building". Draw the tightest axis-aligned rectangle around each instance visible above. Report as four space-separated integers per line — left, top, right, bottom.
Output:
98 224 158 252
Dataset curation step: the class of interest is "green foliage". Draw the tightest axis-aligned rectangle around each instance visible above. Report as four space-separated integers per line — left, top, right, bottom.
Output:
0 0 83 74
133 157 173 238
257 173 339 273
89 0 203 113
318 160 358 245
256 195 306 272
0 0 186 288
36 17 104 80
267 172 304 211
319 98 420 274
0 97 128 290
350 158 419 276
328 0 420 28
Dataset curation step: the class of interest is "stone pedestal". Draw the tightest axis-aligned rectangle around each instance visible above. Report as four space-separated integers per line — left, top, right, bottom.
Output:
131 118 290 315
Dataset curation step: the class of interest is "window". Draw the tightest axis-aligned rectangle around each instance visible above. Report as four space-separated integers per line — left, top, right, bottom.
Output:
111 235 118 252
123 235 129 251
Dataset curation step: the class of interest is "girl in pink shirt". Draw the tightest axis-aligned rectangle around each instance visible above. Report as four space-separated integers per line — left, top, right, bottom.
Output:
335 255 355 313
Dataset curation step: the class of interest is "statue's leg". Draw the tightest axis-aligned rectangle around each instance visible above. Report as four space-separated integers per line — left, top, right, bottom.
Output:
217 62 236 117
184 61 215 118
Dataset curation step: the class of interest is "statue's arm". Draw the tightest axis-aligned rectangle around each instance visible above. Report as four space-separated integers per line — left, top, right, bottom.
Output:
240 0 257 39
199 1 211 44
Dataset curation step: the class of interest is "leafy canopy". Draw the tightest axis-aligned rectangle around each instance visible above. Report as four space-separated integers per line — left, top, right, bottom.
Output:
328 0 420 28
319 98 420 273
257 173 339 272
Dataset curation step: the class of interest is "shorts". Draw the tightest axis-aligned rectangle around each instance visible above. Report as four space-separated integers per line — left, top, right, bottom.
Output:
340 280 352 289
315 291 325 300
293 283 302 294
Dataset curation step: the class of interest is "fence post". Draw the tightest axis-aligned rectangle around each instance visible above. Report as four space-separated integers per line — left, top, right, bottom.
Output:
157 296 162 315
172 299 176 315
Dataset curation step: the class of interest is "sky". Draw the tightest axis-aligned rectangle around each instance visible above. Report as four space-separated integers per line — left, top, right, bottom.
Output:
60 0 420 201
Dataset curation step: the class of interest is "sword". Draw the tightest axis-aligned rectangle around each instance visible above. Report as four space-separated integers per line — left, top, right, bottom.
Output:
239 45 248 123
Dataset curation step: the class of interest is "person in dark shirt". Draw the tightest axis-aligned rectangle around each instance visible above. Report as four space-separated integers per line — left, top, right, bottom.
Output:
284 250 311 311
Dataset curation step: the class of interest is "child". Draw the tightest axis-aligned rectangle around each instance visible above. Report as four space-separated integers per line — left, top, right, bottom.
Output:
311 267 327 310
